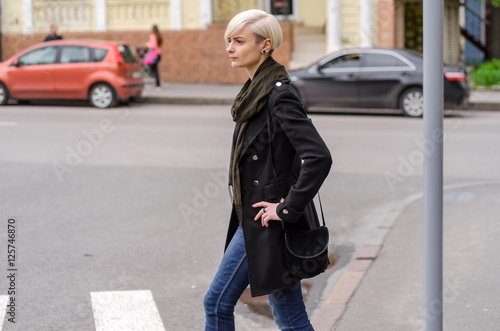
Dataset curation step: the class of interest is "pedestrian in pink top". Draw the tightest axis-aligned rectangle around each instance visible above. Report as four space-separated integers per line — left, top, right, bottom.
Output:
146 25 163 89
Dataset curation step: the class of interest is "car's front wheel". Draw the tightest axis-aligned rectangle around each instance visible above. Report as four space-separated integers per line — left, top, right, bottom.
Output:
89 83 116 108
400 88 423 117
0 82 10 105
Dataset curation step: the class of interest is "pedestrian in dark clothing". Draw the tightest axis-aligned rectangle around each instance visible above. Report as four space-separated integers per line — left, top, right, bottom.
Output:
44 25 62 42
203 9 332 331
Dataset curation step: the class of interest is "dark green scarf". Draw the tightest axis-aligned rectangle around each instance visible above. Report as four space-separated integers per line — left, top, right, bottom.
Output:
228 57 290 225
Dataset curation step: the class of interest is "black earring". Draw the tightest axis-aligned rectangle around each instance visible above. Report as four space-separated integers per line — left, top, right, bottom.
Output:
262 50 266 54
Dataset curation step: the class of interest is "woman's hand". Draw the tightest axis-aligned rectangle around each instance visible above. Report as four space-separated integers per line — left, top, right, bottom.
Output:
252 198 284 227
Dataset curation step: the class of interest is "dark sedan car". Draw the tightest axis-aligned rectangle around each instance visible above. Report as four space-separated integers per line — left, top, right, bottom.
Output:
289 48 470 117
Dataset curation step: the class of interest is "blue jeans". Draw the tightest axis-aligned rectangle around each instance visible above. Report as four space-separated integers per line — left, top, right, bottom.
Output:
204 227 313 331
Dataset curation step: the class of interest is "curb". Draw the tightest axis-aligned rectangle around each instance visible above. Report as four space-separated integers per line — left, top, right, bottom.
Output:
138 96 499 111
311 245 382 330
466 103 500 111
310 192 424 331
138 96 233 106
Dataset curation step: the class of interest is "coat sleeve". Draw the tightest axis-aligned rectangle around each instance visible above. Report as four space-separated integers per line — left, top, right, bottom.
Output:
270 83 333 223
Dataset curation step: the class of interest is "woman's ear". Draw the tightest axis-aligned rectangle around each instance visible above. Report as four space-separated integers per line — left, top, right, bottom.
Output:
263 38 272 54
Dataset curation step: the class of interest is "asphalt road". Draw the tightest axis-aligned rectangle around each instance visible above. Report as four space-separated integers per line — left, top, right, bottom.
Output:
0 102 498 330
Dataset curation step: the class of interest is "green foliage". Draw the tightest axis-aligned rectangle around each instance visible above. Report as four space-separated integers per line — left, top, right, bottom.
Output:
474 0 500 7
471 59 500 88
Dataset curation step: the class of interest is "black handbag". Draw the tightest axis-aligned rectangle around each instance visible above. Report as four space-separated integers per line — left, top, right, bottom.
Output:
282 195 330 279
265 103 330 279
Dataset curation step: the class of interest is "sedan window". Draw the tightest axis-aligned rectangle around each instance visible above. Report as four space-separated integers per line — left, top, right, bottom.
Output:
363 53 410 68
60 46 90 63
322 53 361 69
18 46 58 65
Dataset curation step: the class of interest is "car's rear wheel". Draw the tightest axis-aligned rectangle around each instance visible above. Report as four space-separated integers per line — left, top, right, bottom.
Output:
89 83 116 108
0 83 10 105
400 88 423 117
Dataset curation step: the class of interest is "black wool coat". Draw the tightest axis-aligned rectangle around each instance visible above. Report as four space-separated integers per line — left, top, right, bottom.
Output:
224 81 333 297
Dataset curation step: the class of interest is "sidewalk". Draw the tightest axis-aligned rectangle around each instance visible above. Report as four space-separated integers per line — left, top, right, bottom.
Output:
139 83 500 111
323 181 500 331
467 89 500 111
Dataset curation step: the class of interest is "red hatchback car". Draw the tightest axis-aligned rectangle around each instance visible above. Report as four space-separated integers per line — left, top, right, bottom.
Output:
0 40 144 108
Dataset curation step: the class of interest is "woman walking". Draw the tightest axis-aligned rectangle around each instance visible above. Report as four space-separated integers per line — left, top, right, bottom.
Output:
146 25 163 89
203 9 332 331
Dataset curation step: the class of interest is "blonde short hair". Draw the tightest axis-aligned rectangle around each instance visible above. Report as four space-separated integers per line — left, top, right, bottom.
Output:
224 9 283 53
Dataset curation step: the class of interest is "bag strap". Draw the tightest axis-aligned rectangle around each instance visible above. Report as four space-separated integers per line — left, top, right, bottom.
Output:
265 90 325 229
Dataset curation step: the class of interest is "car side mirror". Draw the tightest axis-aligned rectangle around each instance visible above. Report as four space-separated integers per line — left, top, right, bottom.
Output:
12 59 20 67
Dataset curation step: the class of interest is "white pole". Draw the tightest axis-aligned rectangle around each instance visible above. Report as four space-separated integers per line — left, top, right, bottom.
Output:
23 0 33 34
326 0 342 53
1 0 7 35
94 0 107 32
360 0 373 47
200 0 213 29
170 0 182 30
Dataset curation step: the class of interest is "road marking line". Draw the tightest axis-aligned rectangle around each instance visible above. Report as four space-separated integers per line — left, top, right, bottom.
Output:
0 121 16 126
91 290 166 331
0 295 9 328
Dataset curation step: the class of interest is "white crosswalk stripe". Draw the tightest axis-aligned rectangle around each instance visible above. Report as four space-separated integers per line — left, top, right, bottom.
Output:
91 290 166 331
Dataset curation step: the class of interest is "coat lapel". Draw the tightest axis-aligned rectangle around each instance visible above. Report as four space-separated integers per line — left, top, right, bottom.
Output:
238 107 268 163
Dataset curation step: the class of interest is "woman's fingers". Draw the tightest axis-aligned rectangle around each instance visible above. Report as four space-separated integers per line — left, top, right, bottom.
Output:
253 202 268 220
253 200 283 226
261 210 270 227
252 201 267 209
254 205 267 221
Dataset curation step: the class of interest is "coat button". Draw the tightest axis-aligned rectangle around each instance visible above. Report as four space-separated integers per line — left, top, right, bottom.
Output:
283 209 289 215
253 180 259 186
252 155 258 161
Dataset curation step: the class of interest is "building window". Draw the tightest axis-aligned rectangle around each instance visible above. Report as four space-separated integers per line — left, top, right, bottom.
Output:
404 2 423 52
213 0 260 23
270 0 293 16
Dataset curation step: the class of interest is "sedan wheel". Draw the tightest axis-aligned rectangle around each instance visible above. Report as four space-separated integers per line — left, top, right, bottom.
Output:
89 83 116 108
400 88 423 117
0 83 10 105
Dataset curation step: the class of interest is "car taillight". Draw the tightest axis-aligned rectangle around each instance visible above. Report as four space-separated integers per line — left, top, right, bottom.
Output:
113 46 124 66
444 72 465 82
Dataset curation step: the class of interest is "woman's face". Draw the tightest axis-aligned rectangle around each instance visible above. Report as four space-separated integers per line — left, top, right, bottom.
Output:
226 27 267 77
